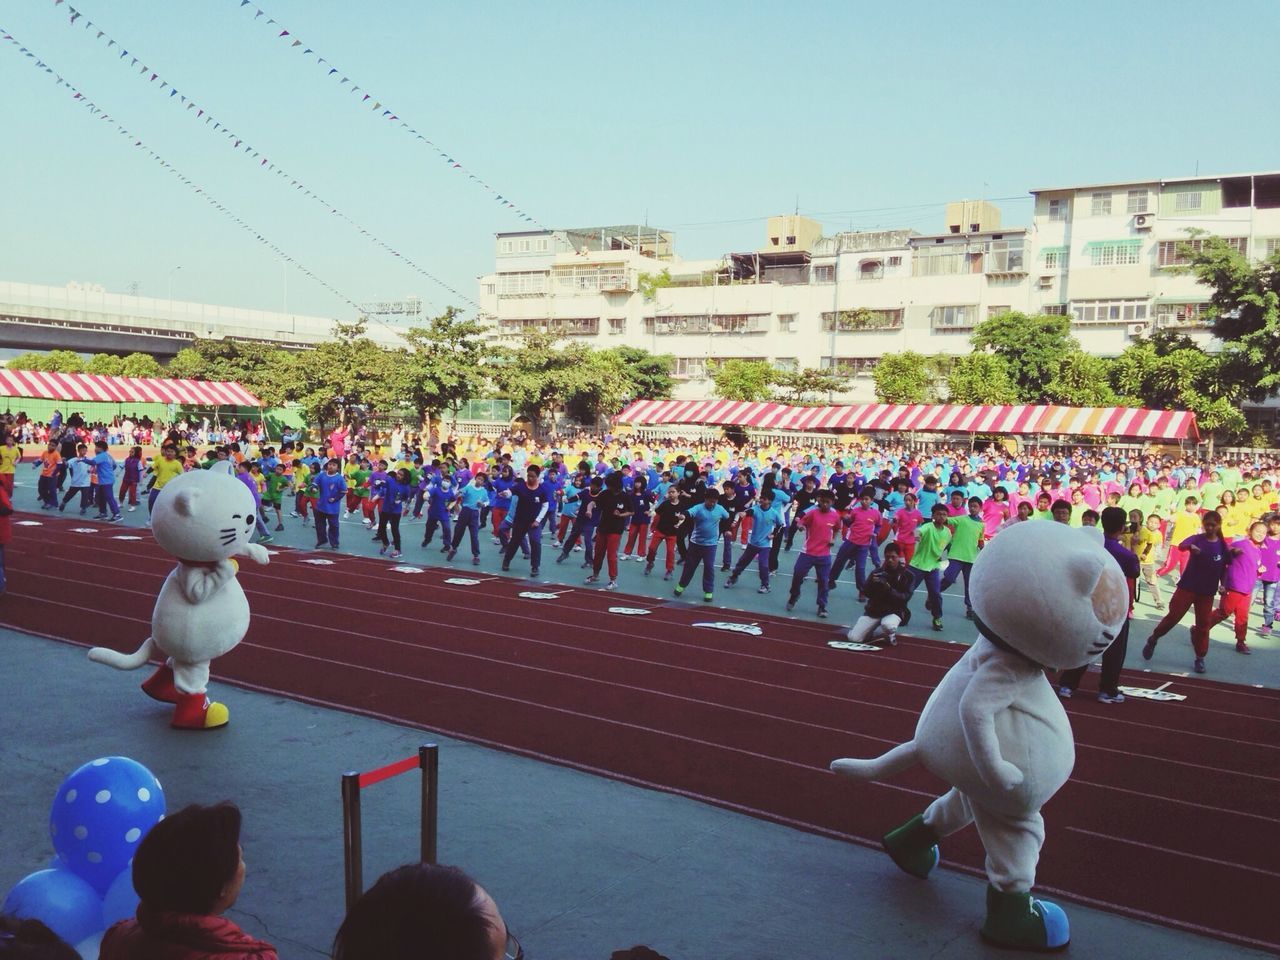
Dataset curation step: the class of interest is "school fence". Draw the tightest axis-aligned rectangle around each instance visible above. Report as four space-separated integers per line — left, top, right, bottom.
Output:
341 744 439 910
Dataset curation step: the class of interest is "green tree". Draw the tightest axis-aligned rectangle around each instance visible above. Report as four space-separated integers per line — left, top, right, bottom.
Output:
6 351 51 372
773 366 847 404
600 345 675 401
1043 352 1117 406
490 331 585 425
710 358 775 401
165 346 208 380
636 269 672 301
970 312 1079 402
1108 335 1246 443
1181 234 1280 401
163 338 295 406
945 353 1020 404
871 351 932 403
289 321 408 429
85 353 125 376
564 348 635 427
399 307 491 428
7 350 84 373
120 352 163 378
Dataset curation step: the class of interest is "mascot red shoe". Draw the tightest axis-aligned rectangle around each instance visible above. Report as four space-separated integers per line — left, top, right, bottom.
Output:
831 521 1128 952
88 469 269 729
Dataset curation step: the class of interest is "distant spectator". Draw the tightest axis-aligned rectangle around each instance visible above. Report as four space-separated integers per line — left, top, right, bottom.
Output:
333 863 518 960
100 802 277 960
0 914 80 960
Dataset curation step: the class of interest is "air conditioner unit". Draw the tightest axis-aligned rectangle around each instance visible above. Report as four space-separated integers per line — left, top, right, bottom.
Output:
1128 322 1146 337
1133 213 1154 230
1037 275 1054 288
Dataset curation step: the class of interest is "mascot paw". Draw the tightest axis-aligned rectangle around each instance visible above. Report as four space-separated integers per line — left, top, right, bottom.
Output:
881 813 941 880
829 758 876 781
980 886 1070 952
990 760 1025 791
241 543 270 565
140 664 180 704
170 693 230 730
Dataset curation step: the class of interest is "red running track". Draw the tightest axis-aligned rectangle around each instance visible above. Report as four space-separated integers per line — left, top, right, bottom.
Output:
4 521 1279 952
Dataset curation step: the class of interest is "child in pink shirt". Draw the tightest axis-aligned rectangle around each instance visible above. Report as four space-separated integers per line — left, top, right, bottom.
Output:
892 493 923 565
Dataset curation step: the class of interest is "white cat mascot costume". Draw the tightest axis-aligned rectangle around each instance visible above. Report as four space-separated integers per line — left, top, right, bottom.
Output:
88 469 269 729
831 520 1128 952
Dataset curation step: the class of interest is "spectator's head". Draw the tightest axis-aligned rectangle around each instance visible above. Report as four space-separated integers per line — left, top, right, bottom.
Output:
132 802 245 916
1081 509 1100 528
332 863 515 960
94 440 108 452
1051 499 1072 524
0 914 79 960
882 541 903 569
1016 501 1034 520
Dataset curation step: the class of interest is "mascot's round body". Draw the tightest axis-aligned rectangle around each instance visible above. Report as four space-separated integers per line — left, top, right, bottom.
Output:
87 469 269 729
832 521 1128 952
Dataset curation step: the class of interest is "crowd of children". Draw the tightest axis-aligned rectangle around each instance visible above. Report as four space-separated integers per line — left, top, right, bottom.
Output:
5 423 1279 678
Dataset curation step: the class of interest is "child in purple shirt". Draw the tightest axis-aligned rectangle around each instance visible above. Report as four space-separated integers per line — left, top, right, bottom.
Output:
1211 520 1267 653
1142 511 1228 673
1259 514 1280 637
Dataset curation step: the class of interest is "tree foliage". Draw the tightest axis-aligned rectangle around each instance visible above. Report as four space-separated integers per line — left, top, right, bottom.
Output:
1043 352 1117 406
945 353 1020 404
399 307 489 427
773 366 847 404
970 312 1079 402
600 345 675 401
872 351 932 403
6 349 84 373
120 352 163 378
710 358 775 402
1109 334 1245 437
85 353 124 376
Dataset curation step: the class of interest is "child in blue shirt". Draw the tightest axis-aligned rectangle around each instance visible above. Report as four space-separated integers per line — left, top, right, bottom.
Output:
313 459 347 548
675 488 730 602
60 445 94 514
91 441 122 521
726 491 786 592
421 476 455 551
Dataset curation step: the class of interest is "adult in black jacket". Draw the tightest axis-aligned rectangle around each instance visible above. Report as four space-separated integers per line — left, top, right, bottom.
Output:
844 542 912 646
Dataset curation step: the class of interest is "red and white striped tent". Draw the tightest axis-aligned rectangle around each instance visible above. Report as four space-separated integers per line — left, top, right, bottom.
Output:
614 399 1199 441
0 369 261 407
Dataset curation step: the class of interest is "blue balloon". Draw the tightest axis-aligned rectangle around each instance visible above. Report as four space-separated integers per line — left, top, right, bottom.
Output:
100 867 139 928
49 757 166 894
2 868 104 946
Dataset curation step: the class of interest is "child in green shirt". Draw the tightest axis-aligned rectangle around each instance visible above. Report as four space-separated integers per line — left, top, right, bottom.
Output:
908 504 953 631
940 496 985 619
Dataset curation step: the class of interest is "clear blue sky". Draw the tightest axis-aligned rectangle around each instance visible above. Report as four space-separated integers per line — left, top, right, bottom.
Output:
2 0 1278 322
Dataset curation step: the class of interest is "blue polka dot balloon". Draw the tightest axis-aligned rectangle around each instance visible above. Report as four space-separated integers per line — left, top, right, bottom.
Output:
49 757 165 894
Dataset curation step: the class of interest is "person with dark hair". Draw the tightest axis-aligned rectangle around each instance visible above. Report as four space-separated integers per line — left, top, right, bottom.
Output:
0 914 79 960
100 802 277 960
332 863 518 960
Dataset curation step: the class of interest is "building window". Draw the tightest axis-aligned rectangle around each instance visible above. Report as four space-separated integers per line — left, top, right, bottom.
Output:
911 245 967 276
820 309 904 332
820 357 879 377
536 237 549 252
1043 304 1067 315
483 283 496 295
1042 249 1068 270
1157 236 1248 267
777 313 797 333
499 239 514 254
985 239 1025 273
1174 191 1203 212
1155 303 1210 328
551 263 632 293
859 259 884 280
518 239 531 252
1070 299 1149 325
1266 238 1280 257
1091 192 1112 216
1088 241 1142 267
1127 189 1149 214
496 271 550 296
887 255 902 267
497 317 600 336
673 357 707 379
813 264 835 283
986 305 1010 319
929 305 976 331
607 317 626 335
643 314 770 335
785 235 797 244
773 357 799 373
1048 198 1068 221
770 237 780 246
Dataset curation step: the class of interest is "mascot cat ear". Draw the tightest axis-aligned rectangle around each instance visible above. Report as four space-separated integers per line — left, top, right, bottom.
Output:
172 488 201 518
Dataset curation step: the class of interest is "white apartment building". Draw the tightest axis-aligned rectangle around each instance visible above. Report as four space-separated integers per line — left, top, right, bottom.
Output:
477 171 1280 411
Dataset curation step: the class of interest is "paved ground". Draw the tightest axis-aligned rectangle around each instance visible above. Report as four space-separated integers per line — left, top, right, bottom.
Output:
14 475 1273 688
2 630 1266 960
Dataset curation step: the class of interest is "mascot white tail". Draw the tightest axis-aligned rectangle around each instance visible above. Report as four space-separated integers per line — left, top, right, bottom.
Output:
86 468 269 730
88 636 156 670
829 520 1127 953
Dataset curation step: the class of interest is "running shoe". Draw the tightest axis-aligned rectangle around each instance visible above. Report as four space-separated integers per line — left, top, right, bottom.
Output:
127 505 137 512
1057 686 1072 699
472 556 480 565
501 565 511 573
703 592 714 603
1097 692 1125 704
556 554 566 564
786 600 796 612
530 568 539 578
757 586 770 594
274 523 284 531
389 550 402 559
379 545 388 555
662 571 673 581
108 515 123 523
584 575 598 584
446 550 457 562
1258 626 1272 637
674 585 684 596
817 607 828 619
1193 657 1206 673
1236 642 1252 655
606 581 617 590
290 511 300 518
932 617 944 631
644 563 654 576
725 577 737 588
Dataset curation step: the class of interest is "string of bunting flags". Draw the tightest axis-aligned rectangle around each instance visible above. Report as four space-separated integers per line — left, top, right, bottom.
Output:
48 0 479 311
228 0 545 230
0 25 365 318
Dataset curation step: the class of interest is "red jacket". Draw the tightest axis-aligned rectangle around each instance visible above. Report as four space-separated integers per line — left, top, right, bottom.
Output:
100 908 277 960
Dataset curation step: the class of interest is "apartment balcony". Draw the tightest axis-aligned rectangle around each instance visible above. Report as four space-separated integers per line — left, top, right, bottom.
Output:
642 314 770 336
820 309 904 332
497 317 600 336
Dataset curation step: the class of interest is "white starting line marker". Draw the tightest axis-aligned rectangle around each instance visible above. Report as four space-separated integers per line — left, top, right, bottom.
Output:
693 621 763 636
609 606 652 616
519 590 570 600
70 527 100 534
1118 681 1187 702
112 535 143 541
828 641 883 652
444 577 496 585
300 558 335 566
390 566 425 574
15 520 43 526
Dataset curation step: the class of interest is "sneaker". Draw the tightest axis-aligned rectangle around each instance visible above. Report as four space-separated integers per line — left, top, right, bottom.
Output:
290 511 300 518
379 544 388 555
501 565 511 573
556 554 566 564
720 564 730 572
108 515 123 523
1258 625 1272 637
491 536 502 545
884 631 898 646
1057 686 1073 699
1236 642 1252 655
127 505 137 512
530 568 539 578
786 600 796 612
472 555 481 565
1141 638 1156 660
644 563 654 576
585 575 598 584
1193 657 1206 673
274 523 284 531
389 550 402 559
1097 692 1125 704
606 580 617 591
674 585 685 596
580 562 591 569
827 580 838 591
573 545 582 552
932 617 944 632
363 519 374 528
703 592 714 603
757 585 770 594
817 607 828 619
259 534 273 543
725 577 737 588
621 554 632 563
662 571 673 581
446 550 457 562
344 511 352 518
421 540 430 548
856 594 866 604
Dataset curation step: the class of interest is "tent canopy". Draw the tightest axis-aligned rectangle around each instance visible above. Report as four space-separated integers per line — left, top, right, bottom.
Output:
614 399 1199 441
0 369 260 407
